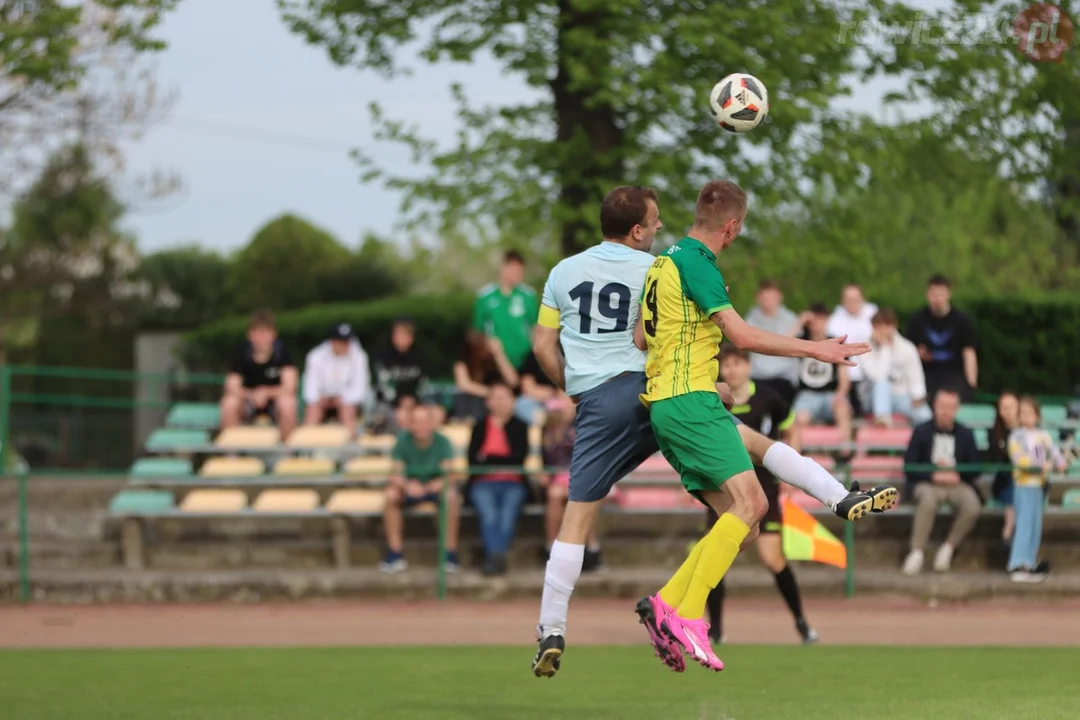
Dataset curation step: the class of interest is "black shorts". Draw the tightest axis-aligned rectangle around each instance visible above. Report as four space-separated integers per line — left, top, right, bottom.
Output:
244 399 277 421
705 469 782 533
402 492 440 509
751 377 797 407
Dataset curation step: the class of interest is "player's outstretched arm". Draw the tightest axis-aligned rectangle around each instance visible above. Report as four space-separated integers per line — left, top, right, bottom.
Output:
532 324 567 390
713 308 870 366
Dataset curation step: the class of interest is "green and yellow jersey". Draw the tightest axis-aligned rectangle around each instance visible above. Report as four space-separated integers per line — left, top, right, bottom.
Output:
639 237 733 405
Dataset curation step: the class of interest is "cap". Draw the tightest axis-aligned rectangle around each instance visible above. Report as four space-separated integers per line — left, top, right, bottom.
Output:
328 323 354 341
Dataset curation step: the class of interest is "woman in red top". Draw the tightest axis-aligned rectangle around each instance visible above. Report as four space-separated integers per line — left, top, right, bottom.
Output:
467 381 531 575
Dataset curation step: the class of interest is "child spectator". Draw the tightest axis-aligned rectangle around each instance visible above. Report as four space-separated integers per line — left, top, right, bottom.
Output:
988 391 1020 543
792 303 854 449
862 308 932 427
467 381 530 576
1006 396 1068 583
539 396 604 571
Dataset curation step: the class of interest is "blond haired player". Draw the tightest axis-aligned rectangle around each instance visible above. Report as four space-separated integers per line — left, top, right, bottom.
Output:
633 180 893 673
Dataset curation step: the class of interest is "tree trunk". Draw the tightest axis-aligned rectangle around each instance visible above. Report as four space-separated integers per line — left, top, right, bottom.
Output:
551 0 625 257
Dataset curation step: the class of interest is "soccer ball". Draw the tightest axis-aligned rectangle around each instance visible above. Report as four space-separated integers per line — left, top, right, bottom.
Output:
709 73 769 133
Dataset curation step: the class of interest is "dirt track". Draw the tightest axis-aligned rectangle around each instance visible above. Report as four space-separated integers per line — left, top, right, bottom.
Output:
2 597 1078 648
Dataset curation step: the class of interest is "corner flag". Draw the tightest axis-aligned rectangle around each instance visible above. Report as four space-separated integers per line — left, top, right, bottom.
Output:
781 497 847 569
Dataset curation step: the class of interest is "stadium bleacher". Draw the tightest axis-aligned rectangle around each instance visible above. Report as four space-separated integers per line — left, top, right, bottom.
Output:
110 400 1079 569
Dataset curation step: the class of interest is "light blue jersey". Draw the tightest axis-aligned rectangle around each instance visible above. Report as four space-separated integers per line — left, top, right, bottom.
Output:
540 242 655 397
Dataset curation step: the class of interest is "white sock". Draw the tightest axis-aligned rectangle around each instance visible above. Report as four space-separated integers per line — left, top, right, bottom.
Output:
762 442 849 508
537 540 584 637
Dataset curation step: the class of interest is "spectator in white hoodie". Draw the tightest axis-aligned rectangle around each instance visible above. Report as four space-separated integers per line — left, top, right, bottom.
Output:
862 308 931 427
302 323 371 437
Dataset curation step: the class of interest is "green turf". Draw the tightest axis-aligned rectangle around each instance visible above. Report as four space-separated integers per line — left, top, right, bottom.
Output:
2 646 1079 719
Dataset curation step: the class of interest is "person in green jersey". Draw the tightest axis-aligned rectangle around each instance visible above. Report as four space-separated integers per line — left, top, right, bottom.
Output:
472 250 539 370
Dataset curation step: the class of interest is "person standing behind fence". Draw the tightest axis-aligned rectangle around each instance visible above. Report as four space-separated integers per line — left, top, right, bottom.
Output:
1006 397 1068 583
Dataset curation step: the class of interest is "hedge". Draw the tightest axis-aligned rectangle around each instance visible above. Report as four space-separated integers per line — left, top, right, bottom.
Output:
180 293 1080 395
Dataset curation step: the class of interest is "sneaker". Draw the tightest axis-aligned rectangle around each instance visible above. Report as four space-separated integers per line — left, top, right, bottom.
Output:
634 595 685 672
796 618 819 645
1034 560 1051 575
444 551 460 573
532 630 565 678
661 613 724 672
902 550 924 576
1010 570 1047 584
378 552 408 574
933 544 953 573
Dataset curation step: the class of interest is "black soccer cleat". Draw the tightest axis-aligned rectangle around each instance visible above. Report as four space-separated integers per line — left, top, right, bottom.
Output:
532 632 565 678
854 480 899 514
795 618 819 645
834 481 898 521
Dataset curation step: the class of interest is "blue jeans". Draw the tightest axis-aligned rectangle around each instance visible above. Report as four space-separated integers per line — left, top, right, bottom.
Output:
469 481 527 556
871 380 933 425
514 396 545 425
1007 485 1044 571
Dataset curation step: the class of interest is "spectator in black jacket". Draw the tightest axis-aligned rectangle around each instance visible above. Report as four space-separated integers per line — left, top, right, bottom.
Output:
372 318 427 433
901 387 983 576
467 381 530 576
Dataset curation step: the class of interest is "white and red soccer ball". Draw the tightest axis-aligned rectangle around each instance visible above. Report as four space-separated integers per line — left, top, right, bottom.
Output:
709 73 769 133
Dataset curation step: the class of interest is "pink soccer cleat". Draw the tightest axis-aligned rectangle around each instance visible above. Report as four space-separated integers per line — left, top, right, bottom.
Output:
634 595 685 672
661 613 724 672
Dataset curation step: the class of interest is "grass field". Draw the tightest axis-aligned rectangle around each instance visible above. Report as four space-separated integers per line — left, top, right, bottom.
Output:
3 645 1078 719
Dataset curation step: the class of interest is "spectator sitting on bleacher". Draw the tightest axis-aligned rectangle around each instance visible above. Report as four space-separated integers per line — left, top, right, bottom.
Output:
379 404 461 574
451 331 519 422
793 303 854 451
862 308 932 427
301 323 370 438
539 396 604 572
901 388 982 576
372 317 426 434
219 311 299 440
989 391 1020 544
745 278 802 406
467 381 531 576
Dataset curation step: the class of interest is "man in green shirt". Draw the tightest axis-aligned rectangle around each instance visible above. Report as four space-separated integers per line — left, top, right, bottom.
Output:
472 250 539 369
380 404 461 573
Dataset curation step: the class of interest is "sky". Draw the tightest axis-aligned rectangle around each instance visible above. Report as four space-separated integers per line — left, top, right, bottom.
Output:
114 0 941 254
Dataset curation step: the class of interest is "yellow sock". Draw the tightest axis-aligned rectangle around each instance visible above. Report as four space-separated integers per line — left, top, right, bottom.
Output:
658 540 705 608
676 513 750 619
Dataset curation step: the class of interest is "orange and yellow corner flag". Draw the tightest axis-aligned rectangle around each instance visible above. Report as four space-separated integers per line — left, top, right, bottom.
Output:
781 497 847 569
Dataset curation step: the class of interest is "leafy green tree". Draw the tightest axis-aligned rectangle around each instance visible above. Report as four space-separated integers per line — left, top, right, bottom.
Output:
0 143 142 360
279 0 881 255
138 246 236 329
0 1 180 195
867 0 1080 244
227 214 352 313
725 125 1080 312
